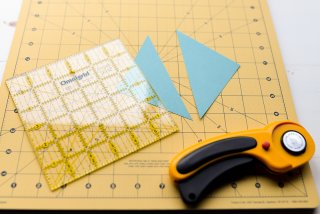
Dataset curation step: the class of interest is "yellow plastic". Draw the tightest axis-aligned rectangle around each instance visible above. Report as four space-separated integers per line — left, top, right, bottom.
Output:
170 121 315 181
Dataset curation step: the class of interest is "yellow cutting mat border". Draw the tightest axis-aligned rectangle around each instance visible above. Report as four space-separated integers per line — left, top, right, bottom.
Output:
0 0 318 209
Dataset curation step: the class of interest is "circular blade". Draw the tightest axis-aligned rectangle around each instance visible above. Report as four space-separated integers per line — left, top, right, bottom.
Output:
281 131 306 155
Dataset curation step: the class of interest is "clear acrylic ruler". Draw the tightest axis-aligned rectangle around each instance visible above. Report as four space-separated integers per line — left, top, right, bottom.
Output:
0 0 317 210
6 39 178 191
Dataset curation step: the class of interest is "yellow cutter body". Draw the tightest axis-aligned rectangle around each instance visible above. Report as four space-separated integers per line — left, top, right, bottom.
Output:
169 121 315 203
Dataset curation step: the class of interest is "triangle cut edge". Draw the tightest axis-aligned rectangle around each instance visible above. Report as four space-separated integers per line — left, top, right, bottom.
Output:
177 30 240 119
135 36 192 120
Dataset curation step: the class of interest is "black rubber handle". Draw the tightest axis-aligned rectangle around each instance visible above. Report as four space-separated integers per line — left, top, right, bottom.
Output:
177 137 257 174
177 156 256 204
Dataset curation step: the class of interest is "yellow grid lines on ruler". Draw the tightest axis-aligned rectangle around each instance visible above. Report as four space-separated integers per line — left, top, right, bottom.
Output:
6 39 178 190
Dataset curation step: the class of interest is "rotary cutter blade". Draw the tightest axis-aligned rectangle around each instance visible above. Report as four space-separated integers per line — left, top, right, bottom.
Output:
169 120 315 204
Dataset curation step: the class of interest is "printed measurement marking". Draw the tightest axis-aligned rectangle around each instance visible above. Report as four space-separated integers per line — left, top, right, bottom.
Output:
6 39 178 191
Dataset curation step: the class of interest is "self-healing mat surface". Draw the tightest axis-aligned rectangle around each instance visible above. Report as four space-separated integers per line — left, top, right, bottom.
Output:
0 0 317 210
6 39 178 191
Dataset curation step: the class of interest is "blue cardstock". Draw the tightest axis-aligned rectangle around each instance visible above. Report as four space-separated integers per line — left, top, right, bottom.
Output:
135 36 191 120
177 30 240 118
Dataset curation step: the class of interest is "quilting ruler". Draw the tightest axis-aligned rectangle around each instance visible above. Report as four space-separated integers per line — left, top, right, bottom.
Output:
6 39 178 191
0 0 317 210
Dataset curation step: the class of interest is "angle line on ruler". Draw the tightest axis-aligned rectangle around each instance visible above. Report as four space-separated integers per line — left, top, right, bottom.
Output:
6 39 178 190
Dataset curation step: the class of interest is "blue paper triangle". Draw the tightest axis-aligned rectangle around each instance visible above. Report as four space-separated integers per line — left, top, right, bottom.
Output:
135 36 192 120
177 30 240 118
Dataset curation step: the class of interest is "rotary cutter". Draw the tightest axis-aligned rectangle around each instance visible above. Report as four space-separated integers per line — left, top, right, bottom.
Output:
169 120 315 204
